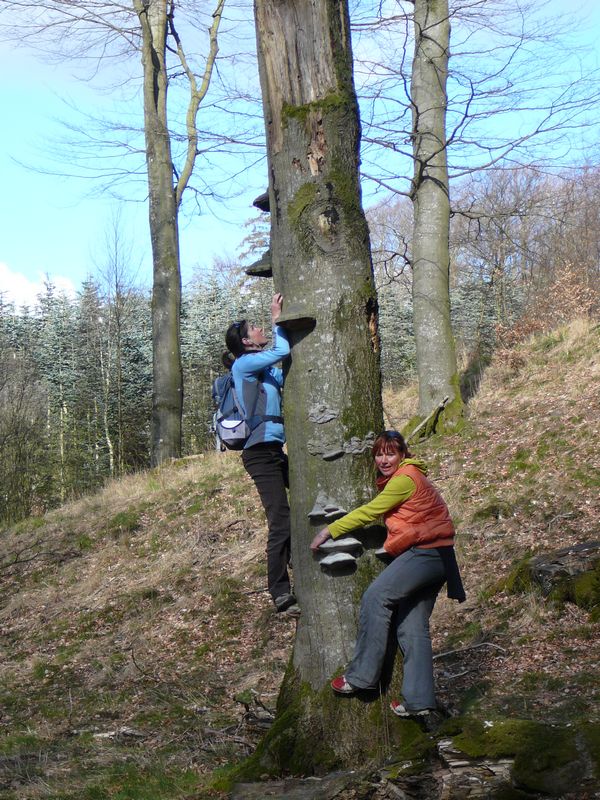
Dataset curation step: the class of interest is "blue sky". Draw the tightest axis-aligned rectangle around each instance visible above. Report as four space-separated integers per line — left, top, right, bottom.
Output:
0 16 266 307
1 0 599 309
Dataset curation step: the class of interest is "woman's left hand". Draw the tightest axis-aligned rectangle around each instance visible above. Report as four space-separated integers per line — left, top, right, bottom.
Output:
310 527 331 552
271 293 283 324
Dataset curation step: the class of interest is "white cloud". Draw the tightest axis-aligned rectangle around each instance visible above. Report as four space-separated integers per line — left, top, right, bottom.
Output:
0 262 77 310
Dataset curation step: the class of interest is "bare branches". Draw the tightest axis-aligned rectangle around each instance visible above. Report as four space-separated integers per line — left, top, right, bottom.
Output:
352 0 600 196
0 0 140 67
172 0 225 206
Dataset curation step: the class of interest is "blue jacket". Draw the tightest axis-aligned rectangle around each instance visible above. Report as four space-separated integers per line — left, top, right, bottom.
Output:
231 324 290 448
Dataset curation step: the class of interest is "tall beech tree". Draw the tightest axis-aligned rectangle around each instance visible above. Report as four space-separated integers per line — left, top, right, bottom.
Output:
0 0 225 465
133 0 224 463
247 0 397 772
410 0 460 419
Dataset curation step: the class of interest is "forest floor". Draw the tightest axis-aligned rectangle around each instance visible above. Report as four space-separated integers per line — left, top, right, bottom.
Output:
0 318 599 799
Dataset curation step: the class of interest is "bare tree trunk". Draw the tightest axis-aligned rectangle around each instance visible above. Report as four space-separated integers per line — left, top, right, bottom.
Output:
411 0 461 420
249 0 396 773
0 0 224 466
133 0 183 464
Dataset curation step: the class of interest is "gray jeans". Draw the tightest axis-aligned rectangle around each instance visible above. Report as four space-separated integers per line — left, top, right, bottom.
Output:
345 547 446 710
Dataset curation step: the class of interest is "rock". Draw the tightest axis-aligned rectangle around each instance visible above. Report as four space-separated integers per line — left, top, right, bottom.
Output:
232 771 375 799
375 546 393 562
322 448 345 461
529 540 600 612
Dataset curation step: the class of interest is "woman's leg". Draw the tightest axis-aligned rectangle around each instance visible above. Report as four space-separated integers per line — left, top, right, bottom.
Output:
345 547 445 689
242 445 292 603
395 582 441 710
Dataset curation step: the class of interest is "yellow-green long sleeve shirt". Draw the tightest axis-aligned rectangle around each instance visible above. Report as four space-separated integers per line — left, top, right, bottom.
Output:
327 474 417 538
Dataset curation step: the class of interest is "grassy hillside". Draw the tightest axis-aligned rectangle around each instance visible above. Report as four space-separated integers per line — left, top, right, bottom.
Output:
1 319 598 799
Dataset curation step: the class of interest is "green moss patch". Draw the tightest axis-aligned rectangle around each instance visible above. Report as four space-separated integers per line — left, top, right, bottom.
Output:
106 509 141 538
549 560 600 613
451 718 588 795
501 554 535 595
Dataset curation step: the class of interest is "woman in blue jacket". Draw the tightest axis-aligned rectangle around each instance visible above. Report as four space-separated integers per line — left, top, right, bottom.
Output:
225 293 297 615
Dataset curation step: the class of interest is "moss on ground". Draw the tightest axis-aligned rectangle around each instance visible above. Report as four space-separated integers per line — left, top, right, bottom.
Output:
502 553 536 595
550 560 600 613
106 509 141 537
449 717 598 795
43 763 201 800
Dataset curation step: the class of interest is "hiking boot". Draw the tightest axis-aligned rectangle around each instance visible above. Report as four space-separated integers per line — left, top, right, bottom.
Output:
274 593 297 613
390 700 432 718
331 675 358 695
282 603 301 618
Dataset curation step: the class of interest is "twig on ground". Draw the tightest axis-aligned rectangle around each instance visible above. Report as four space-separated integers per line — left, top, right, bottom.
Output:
223 519 244 530
434 642 507 660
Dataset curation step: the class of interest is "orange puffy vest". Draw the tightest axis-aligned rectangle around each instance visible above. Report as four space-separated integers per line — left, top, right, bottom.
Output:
377 463 455 557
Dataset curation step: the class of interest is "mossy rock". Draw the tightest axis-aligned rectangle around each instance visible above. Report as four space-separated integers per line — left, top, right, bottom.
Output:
504 542 600 615
548 558 600 613
451 717 594 796
502 553 536 595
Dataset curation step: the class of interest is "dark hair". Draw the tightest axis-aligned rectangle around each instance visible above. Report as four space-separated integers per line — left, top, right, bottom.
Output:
372 430 411 460
221 351 234 370
225 320 248 357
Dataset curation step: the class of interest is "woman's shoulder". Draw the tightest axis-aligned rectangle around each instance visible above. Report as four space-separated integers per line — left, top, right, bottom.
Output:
233 353 276 382
395 459 428 476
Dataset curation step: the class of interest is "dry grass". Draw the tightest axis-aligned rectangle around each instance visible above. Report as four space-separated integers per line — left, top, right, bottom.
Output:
0 318 599 798
382 383 418 431
0 451 296 798
424 318 600 721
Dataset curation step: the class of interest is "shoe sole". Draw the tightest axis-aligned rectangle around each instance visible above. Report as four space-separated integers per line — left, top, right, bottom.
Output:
390 703 430 717
274 595 298 612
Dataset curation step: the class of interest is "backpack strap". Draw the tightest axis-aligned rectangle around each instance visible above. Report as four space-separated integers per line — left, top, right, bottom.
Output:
232 380 283 430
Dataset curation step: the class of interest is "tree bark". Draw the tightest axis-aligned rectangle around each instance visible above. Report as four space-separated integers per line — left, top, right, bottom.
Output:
411 0 461 420
250 0 394 773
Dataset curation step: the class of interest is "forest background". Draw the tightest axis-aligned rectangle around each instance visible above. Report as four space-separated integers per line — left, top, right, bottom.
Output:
1 0 600 525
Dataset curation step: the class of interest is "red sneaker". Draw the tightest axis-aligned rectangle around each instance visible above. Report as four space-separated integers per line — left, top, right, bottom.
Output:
331 675 357 695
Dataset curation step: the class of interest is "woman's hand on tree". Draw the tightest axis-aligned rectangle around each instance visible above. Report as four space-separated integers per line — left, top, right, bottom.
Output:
310 527 331 552
271 293 283 324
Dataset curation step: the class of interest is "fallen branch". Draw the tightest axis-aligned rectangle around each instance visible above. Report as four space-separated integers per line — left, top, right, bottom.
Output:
1 546 76 571
434 642 507 660
202 727 254 749
441 669 473 679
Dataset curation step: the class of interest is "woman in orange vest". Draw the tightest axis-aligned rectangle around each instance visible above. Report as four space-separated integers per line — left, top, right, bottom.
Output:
310 430 465 717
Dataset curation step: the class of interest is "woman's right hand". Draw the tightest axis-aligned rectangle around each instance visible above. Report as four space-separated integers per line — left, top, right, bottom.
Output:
310 527 331 552
271 293 283 324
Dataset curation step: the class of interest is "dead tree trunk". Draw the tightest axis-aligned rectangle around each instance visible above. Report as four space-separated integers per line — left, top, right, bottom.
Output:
411 0 462 422
246 0 405 774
